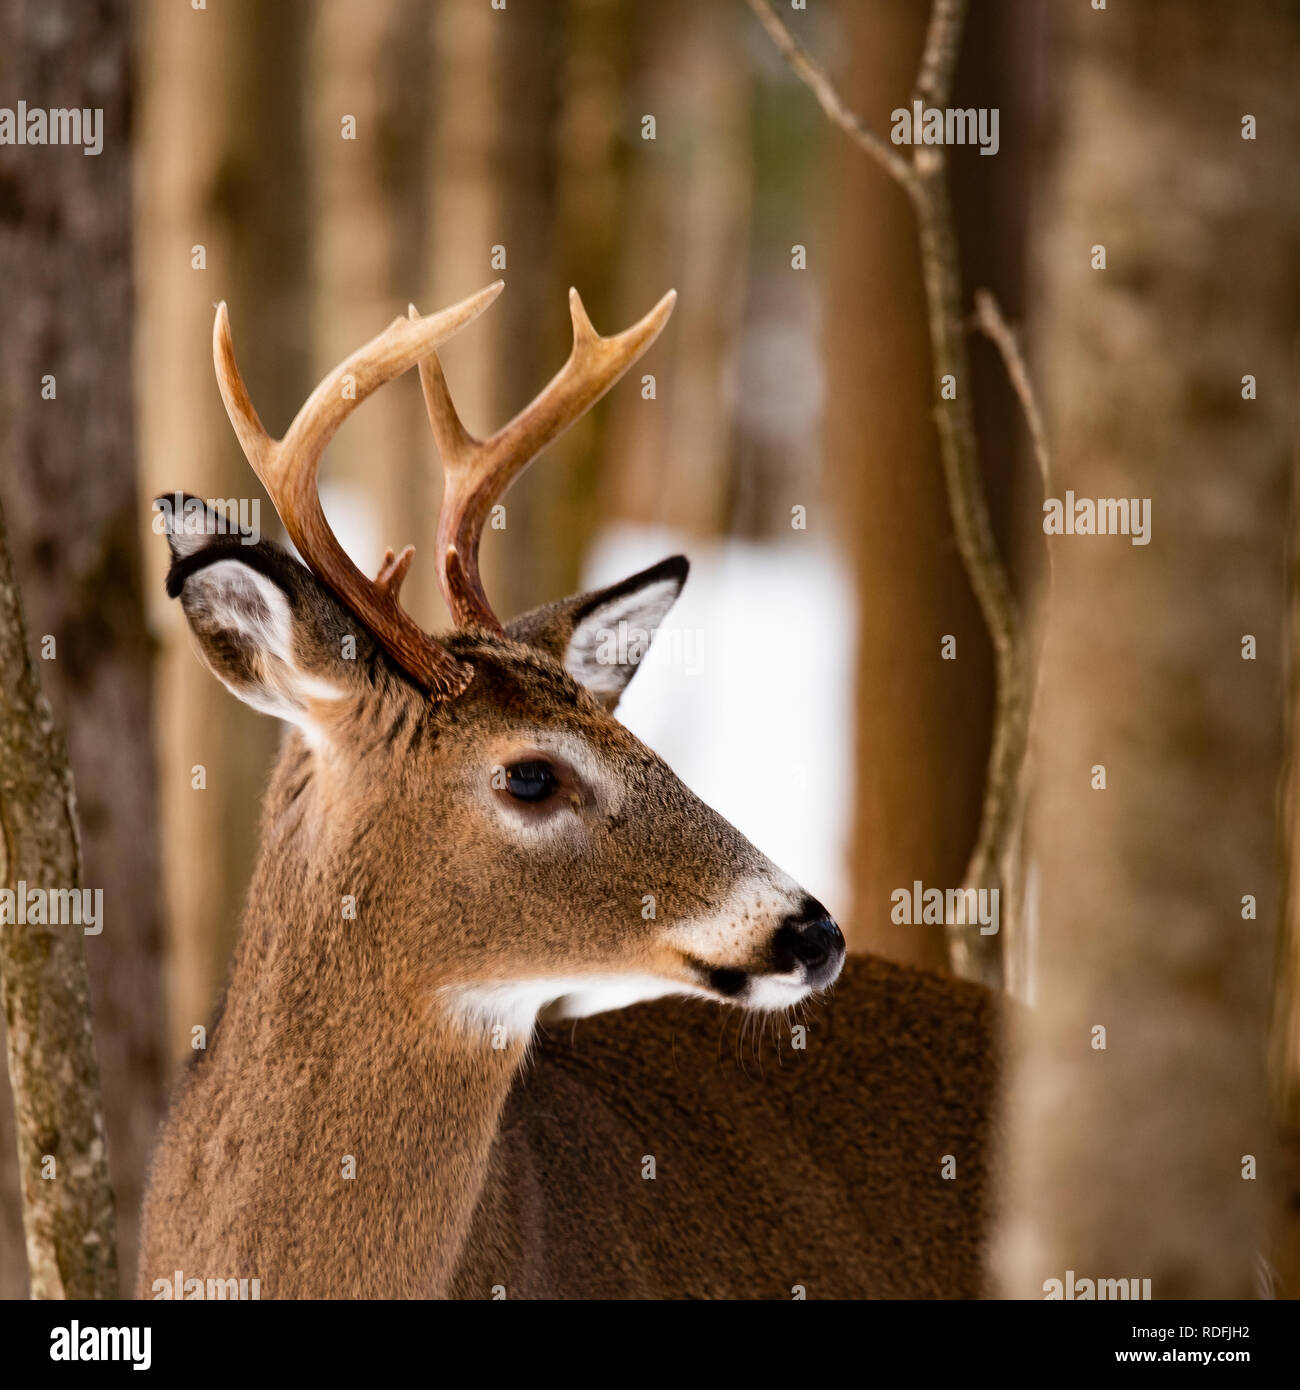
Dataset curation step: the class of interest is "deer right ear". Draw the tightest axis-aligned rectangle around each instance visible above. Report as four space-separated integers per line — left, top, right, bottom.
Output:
158 496 357 731
507 555 689 709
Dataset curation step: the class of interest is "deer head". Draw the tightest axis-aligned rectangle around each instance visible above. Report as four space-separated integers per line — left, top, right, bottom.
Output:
158 281 844 1045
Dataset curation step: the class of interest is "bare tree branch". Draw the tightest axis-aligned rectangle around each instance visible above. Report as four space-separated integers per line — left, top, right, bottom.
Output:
747 0 1035 987
914 0 968 109
0 495 118 1298
971 288 1053 997
972 290 1052 494
744 0 917 189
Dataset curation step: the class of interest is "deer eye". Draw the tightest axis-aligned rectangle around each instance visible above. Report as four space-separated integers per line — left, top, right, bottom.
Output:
504 760 559 803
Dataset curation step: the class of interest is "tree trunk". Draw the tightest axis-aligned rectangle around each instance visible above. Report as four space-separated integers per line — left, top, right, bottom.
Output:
605 0 751 543
135 0 310 1061
0 0 161 1297
1276 449 1300 1297
995 0 1298 1297
424 1 560 623
821 1 995 966
306 0 439 627
0 499 118 1299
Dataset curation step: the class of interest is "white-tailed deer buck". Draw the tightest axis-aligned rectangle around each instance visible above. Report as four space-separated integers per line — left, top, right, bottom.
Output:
139 282 997 1299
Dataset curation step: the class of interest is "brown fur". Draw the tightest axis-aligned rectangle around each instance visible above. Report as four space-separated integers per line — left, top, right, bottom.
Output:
140 953 996 1298
139 531 996 1297
458 956 998 1298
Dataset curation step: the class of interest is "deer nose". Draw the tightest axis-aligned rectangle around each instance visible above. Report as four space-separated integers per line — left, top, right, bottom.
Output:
772 898 845 985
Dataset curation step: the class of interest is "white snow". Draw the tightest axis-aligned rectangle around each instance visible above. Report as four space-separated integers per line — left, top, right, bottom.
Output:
582 523 854 920
307 491 856 922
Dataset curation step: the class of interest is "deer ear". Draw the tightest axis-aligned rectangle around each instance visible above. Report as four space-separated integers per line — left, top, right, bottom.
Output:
507 555 688 709
158 496 358 732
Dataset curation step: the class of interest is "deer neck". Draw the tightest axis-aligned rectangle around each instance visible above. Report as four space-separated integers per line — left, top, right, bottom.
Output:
209 748 527 1297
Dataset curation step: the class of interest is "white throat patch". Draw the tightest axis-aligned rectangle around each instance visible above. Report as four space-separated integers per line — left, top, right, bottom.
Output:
441 974 712 1045
437 874 812 1043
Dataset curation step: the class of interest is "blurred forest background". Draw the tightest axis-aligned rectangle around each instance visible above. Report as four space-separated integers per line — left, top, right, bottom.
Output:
2 0 1299 1300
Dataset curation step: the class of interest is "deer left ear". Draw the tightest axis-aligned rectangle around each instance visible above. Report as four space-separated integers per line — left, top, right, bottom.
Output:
507 555 688 709
156 492 367 735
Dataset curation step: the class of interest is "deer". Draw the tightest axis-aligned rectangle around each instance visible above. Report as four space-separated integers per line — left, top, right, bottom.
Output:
138 280 998 1299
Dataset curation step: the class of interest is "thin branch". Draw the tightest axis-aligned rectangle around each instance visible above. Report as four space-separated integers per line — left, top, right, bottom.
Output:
909 179 1026 989
914 0 969 109
745 0 917 190
970 289 1054 1001
972 289 1052 494
747 0 1041 989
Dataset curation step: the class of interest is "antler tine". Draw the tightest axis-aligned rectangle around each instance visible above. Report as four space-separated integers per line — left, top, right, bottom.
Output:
213 279 505 698
414 287 677 630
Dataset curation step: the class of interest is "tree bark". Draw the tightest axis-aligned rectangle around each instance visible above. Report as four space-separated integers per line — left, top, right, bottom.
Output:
0 499 118 1299
605 0 751 543
1276 437 1300 1297
995 0 1298 1297
0 0 162 1297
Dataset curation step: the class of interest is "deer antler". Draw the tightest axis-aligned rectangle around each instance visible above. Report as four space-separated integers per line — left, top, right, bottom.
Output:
213 280 504 698
413 287 677 630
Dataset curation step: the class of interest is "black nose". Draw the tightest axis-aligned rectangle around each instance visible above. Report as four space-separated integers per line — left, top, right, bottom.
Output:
772 897 845 984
